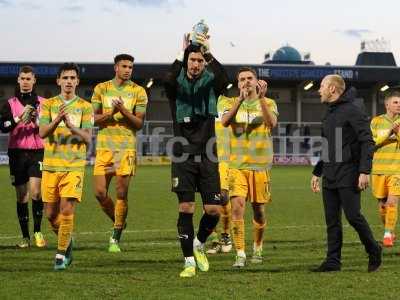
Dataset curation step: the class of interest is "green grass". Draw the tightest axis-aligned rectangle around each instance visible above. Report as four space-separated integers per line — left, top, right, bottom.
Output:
0 165 399 299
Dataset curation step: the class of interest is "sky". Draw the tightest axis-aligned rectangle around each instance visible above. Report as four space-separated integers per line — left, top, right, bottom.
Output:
0 0 399 66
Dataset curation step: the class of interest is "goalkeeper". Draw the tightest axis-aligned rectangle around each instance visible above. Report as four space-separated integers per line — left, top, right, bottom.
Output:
0 66 47 249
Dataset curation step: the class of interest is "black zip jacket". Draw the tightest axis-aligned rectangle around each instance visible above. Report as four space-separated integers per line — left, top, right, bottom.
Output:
312 88 374 188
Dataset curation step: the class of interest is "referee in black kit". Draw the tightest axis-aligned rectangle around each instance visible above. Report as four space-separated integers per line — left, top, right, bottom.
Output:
310 74 382 272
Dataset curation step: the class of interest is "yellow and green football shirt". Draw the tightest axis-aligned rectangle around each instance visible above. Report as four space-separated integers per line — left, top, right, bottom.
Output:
39 95 93 172
371 114 400 175
91 79 148 152
216 95 231 163
222 97 278 171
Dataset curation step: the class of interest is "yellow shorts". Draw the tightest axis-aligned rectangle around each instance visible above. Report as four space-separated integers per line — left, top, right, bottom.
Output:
41 171 84 203
371 174 400 199
219 162 229 191
228 168 271 204
93 150 136 176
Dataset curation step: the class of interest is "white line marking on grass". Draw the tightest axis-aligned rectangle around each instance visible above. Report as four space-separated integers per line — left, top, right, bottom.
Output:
0 224 383 240
78 229 177 236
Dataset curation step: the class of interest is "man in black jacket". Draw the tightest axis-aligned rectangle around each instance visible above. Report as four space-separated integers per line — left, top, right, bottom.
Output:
164 33 229 277
311 74 382 272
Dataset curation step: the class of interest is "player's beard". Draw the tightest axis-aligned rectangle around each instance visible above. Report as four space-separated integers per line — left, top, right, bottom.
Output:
189 68 201 79
118 74 130 82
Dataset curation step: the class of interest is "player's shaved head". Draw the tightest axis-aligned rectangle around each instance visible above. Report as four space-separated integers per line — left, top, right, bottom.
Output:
384 90 400 103
383 90 400 116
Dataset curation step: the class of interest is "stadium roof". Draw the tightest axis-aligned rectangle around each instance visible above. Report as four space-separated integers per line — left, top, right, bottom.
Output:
1 62 400 88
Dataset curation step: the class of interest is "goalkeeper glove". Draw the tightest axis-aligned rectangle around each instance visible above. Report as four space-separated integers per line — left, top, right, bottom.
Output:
194 33 210 54
21 105 35 124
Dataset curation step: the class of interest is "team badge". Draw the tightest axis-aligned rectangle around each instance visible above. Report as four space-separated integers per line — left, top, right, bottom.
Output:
75 176 82 189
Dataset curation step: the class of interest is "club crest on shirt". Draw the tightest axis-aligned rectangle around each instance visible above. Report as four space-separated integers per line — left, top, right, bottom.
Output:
75 176 82 189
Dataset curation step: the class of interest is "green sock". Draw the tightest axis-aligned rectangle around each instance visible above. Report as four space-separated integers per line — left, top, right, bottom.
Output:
112 228 122 241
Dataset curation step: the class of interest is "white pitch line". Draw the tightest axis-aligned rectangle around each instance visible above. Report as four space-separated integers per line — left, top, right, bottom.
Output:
0 224 383 240
78 228 177 235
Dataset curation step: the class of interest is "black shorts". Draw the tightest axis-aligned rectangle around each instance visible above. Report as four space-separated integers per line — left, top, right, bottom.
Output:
171 154 222 205
8 149 44 186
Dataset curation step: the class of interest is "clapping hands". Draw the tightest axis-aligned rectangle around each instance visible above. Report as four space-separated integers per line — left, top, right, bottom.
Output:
257 80 268 99
392 122 400 134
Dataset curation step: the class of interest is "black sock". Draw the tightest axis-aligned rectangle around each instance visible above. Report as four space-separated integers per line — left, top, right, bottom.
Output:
197 213 220 244
17 202 30 239
177 212 194 257
32 199 43 233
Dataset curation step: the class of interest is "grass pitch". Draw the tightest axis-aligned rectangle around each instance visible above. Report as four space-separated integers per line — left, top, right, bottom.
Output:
0 165 399 299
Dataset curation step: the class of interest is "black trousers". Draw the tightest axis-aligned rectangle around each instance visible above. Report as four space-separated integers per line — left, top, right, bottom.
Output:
322 187 379 265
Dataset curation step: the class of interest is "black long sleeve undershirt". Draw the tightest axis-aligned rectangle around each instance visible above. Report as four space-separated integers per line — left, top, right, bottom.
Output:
0 91 39 133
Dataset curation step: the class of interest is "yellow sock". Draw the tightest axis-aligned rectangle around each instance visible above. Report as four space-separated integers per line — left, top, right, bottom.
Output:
58 214 74 253
100 196 115 222
232 219 245 252
114 199 128 229
221 201 232 235
50 214 61 235
252 219 266 250
379 205 386 225
385 204 398 232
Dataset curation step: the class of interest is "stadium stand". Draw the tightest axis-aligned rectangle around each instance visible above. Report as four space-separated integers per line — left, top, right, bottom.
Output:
1 46 399 164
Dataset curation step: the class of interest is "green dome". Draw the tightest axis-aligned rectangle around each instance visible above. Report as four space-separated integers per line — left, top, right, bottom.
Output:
272 46 302 62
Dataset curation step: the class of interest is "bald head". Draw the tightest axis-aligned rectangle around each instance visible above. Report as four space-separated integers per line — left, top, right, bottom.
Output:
325 75 346 94
319 74 346 103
